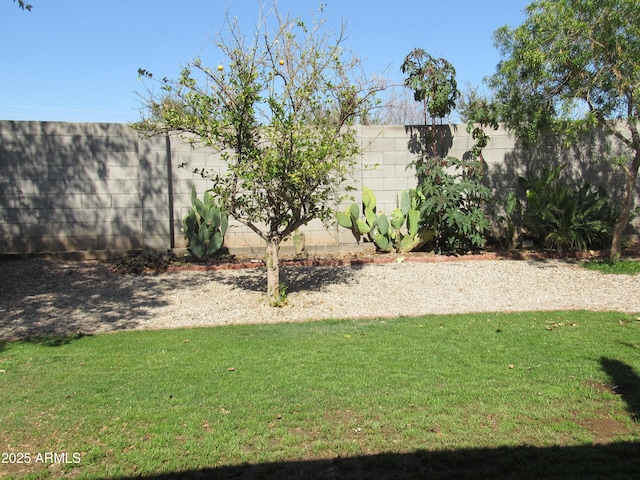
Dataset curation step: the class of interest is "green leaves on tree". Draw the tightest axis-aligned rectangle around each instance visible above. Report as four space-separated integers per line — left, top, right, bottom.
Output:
400 48 459 123
134 2 382 305
488 0 640 260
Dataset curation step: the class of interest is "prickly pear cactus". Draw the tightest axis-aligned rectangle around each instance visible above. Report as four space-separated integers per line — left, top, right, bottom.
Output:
391 189 435 253
407 209 421 237
374 232 393 252
336 188 378 242
390 208 405 231
376 213 389 236
293 229 305 256
400 190 411 216
336 187 434 253
183 186 228 259
362 187 376 210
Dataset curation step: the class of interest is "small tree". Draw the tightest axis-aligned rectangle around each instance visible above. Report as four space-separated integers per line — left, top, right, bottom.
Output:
135 4 381 305
400 49 491 253
400 48 458 126
400 48 458 159
490 0 640 261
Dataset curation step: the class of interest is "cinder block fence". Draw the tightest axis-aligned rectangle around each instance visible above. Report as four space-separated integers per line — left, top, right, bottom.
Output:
0 120 633 258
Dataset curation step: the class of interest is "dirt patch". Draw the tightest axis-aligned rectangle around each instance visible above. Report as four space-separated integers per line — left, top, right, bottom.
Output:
579 380 637 443
584 380 617 395
576 417 629 444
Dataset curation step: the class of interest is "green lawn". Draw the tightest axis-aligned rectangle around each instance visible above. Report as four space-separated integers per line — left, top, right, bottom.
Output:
582 258 640 275
1 311 639 479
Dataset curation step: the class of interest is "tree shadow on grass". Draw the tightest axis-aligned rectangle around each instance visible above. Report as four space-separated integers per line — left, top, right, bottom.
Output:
216 263 366 294
11 332 93 347
111 441 640 480
600 357 640 420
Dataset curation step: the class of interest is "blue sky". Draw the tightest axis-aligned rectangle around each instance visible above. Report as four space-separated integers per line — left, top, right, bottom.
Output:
0 0 530 123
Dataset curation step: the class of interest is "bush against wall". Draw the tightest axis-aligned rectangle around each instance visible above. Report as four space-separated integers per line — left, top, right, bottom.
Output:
517 165 618 253
415 156 492 253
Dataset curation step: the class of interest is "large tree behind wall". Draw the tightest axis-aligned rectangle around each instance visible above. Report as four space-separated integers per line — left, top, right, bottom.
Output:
135 4 381 305
490 0 640 261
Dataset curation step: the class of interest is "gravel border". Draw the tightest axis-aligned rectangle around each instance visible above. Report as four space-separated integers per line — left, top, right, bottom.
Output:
1 256 639 340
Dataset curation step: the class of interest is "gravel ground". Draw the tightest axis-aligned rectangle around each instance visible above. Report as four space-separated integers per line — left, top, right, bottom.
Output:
1 257 639 339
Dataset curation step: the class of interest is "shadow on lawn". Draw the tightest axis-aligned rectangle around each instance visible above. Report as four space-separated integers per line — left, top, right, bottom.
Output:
601 357 640 420
111 441 640 480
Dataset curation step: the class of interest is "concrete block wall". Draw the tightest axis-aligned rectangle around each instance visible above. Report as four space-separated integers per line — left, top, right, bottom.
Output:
0 122 145 255
138 135 172 250
0 120 636 257
357 125 418 211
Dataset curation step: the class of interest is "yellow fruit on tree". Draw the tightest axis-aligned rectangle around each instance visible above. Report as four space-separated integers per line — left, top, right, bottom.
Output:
217 65 224 71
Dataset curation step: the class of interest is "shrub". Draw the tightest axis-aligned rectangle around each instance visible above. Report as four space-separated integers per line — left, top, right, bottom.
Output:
518 165 618 253
415 156 491 253
498 190 523 249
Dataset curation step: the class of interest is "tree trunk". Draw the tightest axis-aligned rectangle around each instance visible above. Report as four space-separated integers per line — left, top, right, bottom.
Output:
266 238 281 306
610 153 640 262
